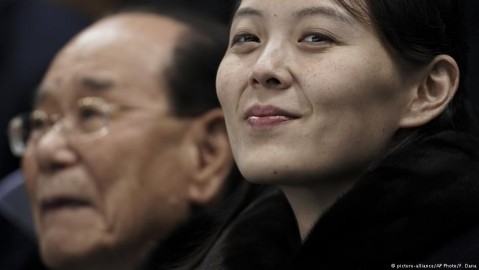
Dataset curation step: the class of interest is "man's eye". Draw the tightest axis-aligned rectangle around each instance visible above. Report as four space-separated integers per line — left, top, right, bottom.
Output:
30 111 49 131
231 33 260 45
78 106 103 120
30 117 47 131
77 106 106 133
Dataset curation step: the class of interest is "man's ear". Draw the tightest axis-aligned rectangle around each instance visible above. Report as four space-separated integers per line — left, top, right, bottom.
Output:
399 55 459 128
187 108 233 205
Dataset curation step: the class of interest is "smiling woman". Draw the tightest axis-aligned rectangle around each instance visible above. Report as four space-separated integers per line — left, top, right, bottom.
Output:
216 0 479 268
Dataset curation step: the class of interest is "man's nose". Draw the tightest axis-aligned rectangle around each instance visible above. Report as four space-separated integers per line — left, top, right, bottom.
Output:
34 126 78 173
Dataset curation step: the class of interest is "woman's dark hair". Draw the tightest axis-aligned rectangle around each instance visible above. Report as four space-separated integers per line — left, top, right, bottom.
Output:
336 0 476 135
317 0 479 170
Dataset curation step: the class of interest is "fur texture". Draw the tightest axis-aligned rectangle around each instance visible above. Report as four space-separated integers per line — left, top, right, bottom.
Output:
143 184 301 270
196 185 301 270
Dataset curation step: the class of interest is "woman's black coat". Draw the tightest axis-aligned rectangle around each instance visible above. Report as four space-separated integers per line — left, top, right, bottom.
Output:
289 130 479 269
145 130 479 270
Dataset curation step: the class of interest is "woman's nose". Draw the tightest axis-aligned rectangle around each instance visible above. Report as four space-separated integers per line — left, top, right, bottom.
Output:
34 126 78 173
248 43 293 90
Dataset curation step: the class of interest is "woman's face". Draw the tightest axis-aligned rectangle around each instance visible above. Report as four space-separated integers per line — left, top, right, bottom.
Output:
216 0 416 185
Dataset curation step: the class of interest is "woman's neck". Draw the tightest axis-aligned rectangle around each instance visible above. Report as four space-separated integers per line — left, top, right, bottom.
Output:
280 179 356 241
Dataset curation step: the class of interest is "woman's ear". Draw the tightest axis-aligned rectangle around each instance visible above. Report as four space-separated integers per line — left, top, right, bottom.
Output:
187 108 233 205
399 55 459 128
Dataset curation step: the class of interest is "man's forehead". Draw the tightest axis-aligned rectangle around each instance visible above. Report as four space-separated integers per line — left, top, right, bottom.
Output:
72 12 188 49
37 12 186 107
53 12 188 75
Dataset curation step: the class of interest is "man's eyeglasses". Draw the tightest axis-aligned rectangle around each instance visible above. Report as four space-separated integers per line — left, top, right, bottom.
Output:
8 96 129 157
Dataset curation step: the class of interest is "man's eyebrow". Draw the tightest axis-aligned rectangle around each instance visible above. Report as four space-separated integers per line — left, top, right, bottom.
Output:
33 87 46 106
80 76 115 91
33 77 114 106
233 7 263 20
293 6 354 25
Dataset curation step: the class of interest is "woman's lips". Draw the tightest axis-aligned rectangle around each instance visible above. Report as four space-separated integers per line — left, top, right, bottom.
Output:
245 105 299 127
246 115 295 127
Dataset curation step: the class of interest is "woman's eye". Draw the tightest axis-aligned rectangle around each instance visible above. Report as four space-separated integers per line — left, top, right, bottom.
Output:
300 33 333 44
231 33 260 45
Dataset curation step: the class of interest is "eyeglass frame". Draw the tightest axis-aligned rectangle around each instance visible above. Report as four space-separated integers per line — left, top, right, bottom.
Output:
7 96 156 157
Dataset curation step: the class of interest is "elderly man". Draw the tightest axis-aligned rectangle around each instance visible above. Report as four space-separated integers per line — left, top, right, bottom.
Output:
8 9 234 270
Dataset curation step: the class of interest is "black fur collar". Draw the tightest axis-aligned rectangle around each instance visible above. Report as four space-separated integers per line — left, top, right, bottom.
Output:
143 184 301 270
291 131 479 269
197 186 301 270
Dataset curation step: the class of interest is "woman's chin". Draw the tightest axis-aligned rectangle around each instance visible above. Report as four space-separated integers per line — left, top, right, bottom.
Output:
238 164 298 186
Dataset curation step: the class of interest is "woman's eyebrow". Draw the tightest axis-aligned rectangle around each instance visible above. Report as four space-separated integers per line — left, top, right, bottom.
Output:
293 6 354 25
233 6 354 25
233 7 263 20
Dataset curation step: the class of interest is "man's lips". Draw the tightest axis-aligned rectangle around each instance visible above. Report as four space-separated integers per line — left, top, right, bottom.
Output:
41 196 91 213
245 105 300 127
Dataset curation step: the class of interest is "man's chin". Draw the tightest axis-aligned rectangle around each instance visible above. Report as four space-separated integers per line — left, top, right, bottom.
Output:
39 230 108 270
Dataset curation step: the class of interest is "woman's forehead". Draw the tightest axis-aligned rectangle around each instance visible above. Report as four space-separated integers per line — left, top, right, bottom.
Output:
234 0 371 28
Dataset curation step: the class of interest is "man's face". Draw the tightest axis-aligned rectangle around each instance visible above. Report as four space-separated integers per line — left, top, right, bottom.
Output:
22 14 195 269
